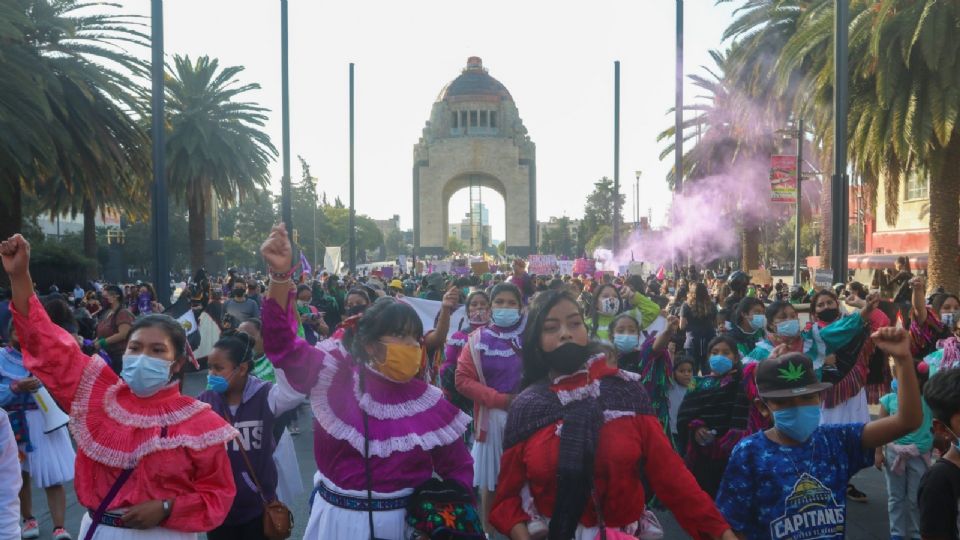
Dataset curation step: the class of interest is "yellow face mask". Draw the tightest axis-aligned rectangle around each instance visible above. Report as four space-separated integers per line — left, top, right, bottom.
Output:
376 343 422 383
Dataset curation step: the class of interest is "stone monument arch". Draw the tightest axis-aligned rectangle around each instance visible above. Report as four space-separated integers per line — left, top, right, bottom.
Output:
413 57 536 256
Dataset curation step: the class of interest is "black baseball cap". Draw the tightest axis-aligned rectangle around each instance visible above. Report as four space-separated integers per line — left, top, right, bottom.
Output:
755 352 832 398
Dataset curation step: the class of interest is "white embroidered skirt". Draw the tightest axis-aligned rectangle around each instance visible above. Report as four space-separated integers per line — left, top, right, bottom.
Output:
20 409 75 488
303 471 414 540
472 408 508 491
77 513 196 539
273 428 304 507
820 388 870 425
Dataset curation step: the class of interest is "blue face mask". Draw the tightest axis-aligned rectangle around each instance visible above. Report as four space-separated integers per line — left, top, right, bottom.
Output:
709 354 733 375
207 369 236 394
749 314 767 332
772 404 821 442
891 378 899 393
613 334 640 353
121 354 172 397
492 308 521 327
776 319 801 337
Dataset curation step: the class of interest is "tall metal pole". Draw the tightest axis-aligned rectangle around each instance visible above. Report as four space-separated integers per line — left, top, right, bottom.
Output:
830 0 849 284
674 0 684 194
149 0 170 304
613 61 621 255
793 118 804 284
280 0 292 239
348 63 356 274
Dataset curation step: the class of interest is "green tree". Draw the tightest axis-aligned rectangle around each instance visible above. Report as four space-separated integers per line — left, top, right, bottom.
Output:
0 0 151 276
448 236 468 254
540 217 575 257
582 178 626 246
384 229 404 258
165 55 278 272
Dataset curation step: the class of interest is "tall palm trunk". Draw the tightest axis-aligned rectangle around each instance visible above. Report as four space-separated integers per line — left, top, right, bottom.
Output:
819 173 832 273
741 224 760 271
82 198 97 278
187 180 207 272
928 137 960 293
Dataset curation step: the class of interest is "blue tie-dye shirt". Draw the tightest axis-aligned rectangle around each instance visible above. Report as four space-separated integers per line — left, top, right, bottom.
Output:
716 424 873 540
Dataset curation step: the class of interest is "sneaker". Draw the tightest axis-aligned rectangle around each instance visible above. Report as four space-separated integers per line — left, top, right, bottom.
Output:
20 518 39 539
846 483 868 502
52 528 71 540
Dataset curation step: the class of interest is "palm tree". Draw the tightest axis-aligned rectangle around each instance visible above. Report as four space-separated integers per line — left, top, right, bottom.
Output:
658 48 782 270
770 0 960 292
165 55 277 271
0 0 151 261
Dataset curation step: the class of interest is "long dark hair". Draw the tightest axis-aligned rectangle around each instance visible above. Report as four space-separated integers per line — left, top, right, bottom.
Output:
214 330 256 368
686 282 714 318
589 284 622 338
521 290 595 388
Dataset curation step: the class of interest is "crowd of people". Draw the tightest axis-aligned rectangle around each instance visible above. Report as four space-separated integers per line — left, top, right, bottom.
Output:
0 226 959 540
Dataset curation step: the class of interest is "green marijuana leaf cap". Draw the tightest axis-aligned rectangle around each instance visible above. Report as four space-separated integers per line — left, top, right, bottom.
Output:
778 362 806 382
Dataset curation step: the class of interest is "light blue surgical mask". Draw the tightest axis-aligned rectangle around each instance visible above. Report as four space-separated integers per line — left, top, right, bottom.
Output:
749 314 767 332
776 319 801 337
891 378 899 393
613 334 640 353
772 404 821 442
709 355 733 375
206 369 236 394
121 354 172 397
491 308 521 328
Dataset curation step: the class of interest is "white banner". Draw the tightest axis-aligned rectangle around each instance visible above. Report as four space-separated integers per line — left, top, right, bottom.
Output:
324 247 343 274
398 296 467 339
556 260 575 276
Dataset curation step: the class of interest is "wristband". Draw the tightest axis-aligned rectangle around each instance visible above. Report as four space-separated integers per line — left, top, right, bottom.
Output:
269 263 300 281
97 338 108 349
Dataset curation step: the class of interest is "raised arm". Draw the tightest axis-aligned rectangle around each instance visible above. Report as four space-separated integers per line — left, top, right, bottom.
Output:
653 315 679 352
423 287 459 350
1 235 94 410
862 327 922 449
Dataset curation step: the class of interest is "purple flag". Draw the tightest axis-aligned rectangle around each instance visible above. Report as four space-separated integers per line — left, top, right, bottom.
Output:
299 251 312 277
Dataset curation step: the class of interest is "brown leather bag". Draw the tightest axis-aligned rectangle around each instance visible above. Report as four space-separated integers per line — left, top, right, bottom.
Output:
226 411 293 540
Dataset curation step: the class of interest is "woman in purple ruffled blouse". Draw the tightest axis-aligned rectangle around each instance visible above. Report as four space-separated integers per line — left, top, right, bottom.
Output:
259 225 473 539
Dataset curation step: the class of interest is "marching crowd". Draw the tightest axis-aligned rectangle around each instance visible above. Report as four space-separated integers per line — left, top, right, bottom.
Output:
0 225 958 540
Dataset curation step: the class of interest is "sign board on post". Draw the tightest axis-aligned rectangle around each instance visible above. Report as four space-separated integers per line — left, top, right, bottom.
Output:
749 269 773 286
814 269 834 289
770 155 798 203
627 262 645 276
572 258 596 275
470 261 490 275
528 255 558 275
556 260 575 276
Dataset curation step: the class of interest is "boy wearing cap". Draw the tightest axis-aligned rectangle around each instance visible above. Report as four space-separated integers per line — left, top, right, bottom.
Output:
716 327 922 540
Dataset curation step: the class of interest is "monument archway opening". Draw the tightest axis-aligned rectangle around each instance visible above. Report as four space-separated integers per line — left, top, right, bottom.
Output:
413 57 536 257
445 180 506 254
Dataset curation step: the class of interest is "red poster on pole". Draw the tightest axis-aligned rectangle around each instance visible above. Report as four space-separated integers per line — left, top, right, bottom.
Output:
770 155 798 203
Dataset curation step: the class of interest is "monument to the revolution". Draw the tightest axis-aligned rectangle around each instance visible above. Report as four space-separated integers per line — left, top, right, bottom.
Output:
413 57 537 256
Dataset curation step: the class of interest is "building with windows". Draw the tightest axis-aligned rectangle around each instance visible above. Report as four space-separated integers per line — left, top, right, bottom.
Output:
849 174 934 270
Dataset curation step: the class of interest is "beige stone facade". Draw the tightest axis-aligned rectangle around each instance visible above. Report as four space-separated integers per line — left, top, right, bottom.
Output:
413 57 536 256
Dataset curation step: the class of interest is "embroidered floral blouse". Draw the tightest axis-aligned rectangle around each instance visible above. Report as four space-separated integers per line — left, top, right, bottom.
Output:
262 292 473 493
12 295 238 532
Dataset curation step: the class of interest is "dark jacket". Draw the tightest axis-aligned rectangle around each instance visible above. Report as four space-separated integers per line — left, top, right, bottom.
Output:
199 376 287 525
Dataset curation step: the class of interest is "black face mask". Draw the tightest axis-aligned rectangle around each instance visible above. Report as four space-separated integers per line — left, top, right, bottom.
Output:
542 342 592 376
818 308 840 323
347 304 368 317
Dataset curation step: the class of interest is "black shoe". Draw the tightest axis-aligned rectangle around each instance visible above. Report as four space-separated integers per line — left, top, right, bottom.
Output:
846 483 867 502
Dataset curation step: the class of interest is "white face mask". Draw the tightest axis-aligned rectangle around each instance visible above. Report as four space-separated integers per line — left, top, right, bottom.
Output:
598 297 620 316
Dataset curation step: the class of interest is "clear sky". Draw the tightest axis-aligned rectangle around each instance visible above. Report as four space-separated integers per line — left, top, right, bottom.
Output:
117 0 739 241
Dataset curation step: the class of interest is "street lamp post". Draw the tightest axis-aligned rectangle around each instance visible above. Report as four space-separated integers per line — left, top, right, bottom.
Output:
634 170 642 229
613 61 621 255
793 118 803 285
280 0 292 241
149 0 170 304
674 0 684 195
830 0 850 284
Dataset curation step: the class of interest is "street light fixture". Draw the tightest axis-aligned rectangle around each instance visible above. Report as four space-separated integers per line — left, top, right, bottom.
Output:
634 170 642 229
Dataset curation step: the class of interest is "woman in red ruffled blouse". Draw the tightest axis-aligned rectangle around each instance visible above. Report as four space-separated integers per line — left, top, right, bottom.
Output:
490 289 736 540
0 234 237 538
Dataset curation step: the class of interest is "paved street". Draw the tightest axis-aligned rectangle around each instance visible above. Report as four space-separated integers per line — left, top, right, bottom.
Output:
30 370 893 539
